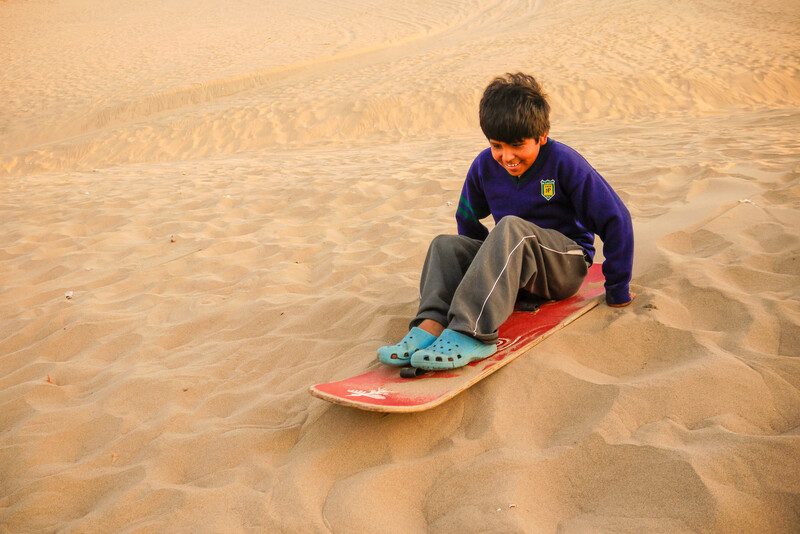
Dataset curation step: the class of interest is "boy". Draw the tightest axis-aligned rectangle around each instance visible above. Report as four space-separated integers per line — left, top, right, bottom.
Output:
378 73 634 371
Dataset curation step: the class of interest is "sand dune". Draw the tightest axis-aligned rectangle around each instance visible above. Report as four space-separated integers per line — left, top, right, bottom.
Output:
1 0 799 532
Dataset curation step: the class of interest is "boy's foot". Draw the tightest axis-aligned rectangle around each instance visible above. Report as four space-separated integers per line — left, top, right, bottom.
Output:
378 327 437 367
410 329 497 371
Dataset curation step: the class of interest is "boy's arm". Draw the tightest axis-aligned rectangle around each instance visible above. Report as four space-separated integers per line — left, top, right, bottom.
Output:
456 163 491 240
569 170 634 306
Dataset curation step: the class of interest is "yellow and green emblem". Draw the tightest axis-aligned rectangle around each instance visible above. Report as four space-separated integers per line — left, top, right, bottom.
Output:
541 179 555 200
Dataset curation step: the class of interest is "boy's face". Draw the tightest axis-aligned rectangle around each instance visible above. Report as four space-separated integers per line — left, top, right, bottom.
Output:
489 135 548 177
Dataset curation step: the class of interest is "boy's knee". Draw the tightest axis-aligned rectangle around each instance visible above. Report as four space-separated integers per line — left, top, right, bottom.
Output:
494 215 539 236
428 234 481 261
428 234 465 256
429 234 461 251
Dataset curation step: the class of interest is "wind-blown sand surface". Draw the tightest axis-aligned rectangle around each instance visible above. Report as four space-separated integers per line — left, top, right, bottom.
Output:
2 0 799 532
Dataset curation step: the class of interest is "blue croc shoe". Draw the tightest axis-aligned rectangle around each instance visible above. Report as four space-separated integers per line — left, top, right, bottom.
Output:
378 327 437 366
410 329 497 371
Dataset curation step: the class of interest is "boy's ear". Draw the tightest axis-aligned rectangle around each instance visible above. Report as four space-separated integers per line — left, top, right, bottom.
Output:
539 131 549 144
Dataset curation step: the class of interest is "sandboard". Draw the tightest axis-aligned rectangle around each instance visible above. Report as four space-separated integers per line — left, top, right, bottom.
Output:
309 264 605 412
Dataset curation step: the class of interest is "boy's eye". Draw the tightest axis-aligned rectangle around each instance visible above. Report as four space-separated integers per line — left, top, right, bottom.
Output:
491 142 524 148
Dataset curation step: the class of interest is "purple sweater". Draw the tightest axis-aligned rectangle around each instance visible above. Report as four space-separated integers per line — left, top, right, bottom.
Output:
456 139 633 305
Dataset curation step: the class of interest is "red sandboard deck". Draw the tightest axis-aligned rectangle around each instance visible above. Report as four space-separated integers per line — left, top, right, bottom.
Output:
309 264 605 412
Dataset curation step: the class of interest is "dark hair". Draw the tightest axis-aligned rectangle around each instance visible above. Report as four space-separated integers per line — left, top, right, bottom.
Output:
479 73 550 143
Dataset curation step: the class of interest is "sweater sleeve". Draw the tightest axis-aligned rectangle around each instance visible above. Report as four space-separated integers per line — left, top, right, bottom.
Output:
564 164 634 305
456 159 491 240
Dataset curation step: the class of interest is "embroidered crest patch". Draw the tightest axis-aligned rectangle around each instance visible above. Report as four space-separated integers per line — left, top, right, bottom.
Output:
541 179 555 200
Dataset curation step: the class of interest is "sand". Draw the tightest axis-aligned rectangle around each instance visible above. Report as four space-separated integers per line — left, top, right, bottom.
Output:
1 0 799 532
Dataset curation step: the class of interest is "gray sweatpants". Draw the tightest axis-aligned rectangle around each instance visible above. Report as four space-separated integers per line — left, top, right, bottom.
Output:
411 216 589 343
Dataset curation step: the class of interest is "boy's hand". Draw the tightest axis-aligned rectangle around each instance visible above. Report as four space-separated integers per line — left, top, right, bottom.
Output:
608 292 635 307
